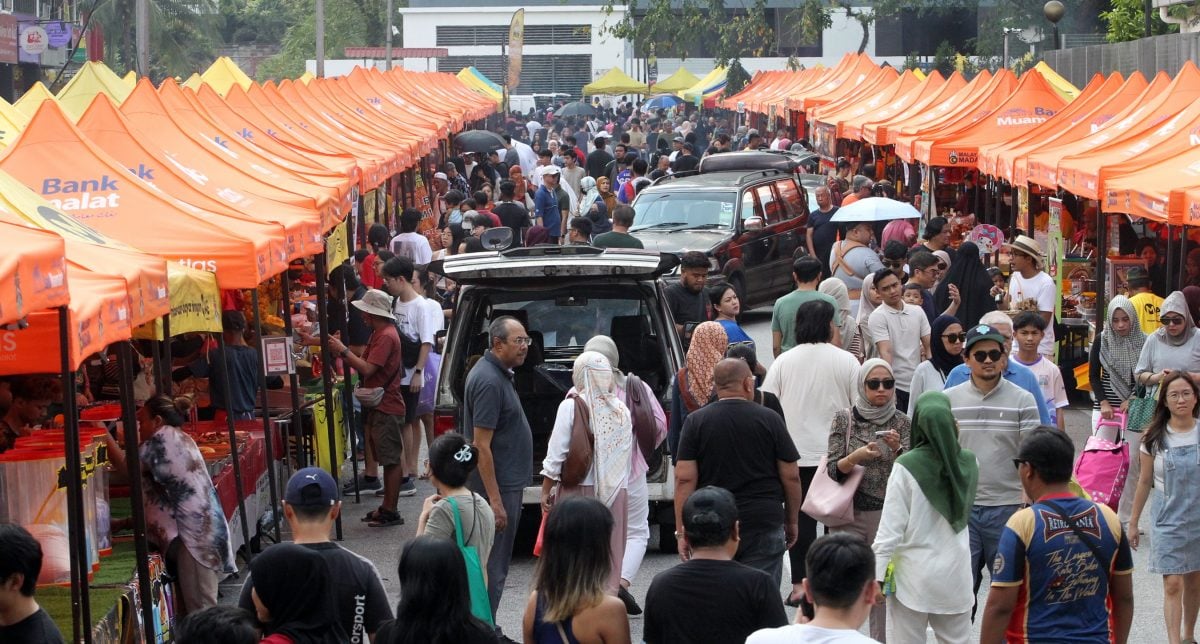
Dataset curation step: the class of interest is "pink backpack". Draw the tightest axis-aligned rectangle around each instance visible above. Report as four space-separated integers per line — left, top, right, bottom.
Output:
1074 411 1130 511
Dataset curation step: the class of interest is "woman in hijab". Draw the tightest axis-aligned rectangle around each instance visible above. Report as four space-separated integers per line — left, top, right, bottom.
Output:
820 277 862 361
540 351 633 594
578 176 606 219
509 164 532 208
249 543 346 644
822 358 911 641
668 321 728 460
934 241 996 328
1136 291 1200 396
524 225 551 247
856 272 882 361
906 315 965 416
597 176 618 215
874 391 978 643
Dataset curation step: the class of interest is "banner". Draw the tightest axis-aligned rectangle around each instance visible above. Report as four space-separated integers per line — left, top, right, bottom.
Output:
1047 197 1063 346
507 9 524 90
326 224 349 271
414 171 437 234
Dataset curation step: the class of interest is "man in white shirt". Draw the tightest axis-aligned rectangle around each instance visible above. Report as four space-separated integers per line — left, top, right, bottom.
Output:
389 208 432 265
868 268 931 413
1003 235 1056 358
746 534 882 644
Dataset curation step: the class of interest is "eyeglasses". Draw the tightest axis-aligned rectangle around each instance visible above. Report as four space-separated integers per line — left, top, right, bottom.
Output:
883 260 905 269
1162 315 1187 326
865 378 896 390
1168 390 1195 401
972 349 1004 363
942 333 967 343
508 336 533 346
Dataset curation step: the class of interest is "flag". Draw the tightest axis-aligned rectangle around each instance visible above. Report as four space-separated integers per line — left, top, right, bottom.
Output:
507 9 524 90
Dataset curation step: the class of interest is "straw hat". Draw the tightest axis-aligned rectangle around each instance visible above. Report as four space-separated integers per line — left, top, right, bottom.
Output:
351 289 396 320
1005 235 1044 267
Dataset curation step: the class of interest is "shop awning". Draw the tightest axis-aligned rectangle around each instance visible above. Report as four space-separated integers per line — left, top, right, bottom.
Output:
812 68 917 138
455 66 503 105
794 56 884 112
862 71 972 146
651 67 701 94
200 56 256 98
842 71 949 142
680 67 728 103
182 73 203 91
1034 61 1081 102
132 264 223 340
0 220 67 325
56 61 132 121
808 66 899 120
891 70 1016 160
122 71 136 87
1101 145 1200 223
583 67 649 96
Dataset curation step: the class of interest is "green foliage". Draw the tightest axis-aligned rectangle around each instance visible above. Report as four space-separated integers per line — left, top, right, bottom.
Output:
90 0 221 82
932 40 955 77
255 0 390 81
903 51 922 72
1101 0 1177 43
726 58 751 94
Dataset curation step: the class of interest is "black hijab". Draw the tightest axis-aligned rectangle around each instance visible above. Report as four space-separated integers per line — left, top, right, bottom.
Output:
928 315 964 378
250 544 346 644
934 242 996 329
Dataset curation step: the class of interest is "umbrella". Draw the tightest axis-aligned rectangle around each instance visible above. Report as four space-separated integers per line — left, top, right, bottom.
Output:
830 197 921 223
556 101 598 118
641 94 684 112
454 129 506 155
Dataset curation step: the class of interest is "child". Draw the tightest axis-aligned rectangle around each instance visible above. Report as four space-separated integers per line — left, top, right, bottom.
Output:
902 282 925 307
1012 311 1069 428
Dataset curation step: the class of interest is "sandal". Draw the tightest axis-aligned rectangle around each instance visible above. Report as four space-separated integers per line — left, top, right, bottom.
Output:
367 508 404 528
361 507 386 523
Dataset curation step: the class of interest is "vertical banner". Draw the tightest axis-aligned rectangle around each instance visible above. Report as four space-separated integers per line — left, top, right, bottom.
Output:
507 9 524 90
647 43 658 86
413 171 436 234
1047 197 1064 329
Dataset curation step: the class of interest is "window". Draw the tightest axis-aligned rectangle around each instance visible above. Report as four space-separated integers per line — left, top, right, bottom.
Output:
740 191 759 223
775 178 808 219
497 297 644 348
525 24 591 45
437 24 591 47
631 191 738 230
756 184 783 225
438 54 592 98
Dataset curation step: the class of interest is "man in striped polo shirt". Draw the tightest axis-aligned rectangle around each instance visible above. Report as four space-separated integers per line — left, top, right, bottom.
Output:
944 324 1041 619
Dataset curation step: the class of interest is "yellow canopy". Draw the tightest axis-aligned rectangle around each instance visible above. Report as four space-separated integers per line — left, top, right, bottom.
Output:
298 71 316 85
680 67 728 102
14 82 56 118
456 66 503 105
182 73 203 91
583 67 649 96
652 67 701 94
200 56 254 97
1034 61 1081 101
56 61 133 121
123 71 136 87
912 68 927 81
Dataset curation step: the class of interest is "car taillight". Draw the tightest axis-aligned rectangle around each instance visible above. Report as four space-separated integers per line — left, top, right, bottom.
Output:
434 410 458 437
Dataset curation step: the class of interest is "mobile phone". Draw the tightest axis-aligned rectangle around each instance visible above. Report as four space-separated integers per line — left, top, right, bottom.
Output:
875 430 890 438
800 595 815 621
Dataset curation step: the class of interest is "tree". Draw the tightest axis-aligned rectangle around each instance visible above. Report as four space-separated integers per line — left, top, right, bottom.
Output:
255 0 391 81
1101 0 1179 42
90 0 221 82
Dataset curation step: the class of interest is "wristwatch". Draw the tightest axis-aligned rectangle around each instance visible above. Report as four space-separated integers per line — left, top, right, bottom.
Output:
339 348 350 358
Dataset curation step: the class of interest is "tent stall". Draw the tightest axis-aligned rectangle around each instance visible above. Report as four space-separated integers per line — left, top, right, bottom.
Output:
582 67 649 96
456 66 503 105
650 67 701 94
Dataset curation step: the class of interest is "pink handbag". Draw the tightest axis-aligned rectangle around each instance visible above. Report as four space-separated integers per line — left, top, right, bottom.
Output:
1075 411 1130 511
802 412 865 527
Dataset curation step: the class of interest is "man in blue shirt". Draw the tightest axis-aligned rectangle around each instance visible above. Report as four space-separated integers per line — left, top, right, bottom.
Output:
943 312 1052 424
533 164 569 243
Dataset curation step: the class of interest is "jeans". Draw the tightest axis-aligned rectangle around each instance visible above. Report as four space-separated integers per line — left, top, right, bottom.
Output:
969 504 1021 619
483 488 524 620
736 525 787 590
788 465 821 583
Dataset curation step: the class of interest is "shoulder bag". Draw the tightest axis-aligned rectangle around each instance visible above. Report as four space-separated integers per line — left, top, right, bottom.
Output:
352 350 404 408
445 496 495 626
1038 498 1112 579
1126 383 1156 432
626 373 661 470
561 395 594 487
801 410 864 528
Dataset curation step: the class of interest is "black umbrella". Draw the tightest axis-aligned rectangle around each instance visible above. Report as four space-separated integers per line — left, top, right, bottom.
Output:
556 101 598 118
454 129 506 155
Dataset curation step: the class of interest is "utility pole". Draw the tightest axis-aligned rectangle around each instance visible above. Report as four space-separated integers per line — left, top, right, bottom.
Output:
135 0 149 75
315 0 325 77
386 0 394 70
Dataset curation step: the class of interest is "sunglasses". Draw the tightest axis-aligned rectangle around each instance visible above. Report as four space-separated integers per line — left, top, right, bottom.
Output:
972 349 1004 363
865 378 896 390
1162 316 1187 326
942 333 967 343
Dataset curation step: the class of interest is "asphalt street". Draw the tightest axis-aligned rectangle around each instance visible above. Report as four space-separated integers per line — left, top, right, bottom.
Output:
221 308 1169 643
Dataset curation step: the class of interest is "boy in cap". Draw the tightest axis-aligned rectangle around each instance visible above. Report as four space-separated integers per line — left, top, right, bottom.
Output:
238 467 392 641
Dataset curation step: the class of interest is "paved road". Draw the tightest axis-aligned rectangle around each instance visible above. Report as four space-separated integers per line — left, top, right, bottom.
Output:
223 308 1168 642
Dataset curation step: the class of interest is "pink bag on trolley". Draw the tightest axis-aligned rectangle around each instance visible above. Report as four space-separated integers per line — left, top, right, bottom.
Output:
1074 411 1130 510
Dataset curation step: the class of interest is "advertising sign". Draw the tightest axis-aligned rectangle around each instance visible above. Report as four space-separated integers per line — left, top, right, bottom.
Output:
0 16 18 64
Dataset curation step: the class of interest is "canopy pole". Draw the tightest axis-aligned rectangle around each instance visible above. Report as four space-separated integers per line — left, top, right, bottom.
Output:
251 289 282 544
116 342 157 644
315 251 344 541
58 307 90 644
215 332 254 562
1166 225 1175 293
1095 209 1108 336
162 316 173 393
281 272 307 467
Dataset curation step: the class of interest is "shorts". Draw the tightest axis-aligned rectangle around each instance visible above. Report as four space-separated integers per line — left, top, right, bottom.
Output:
366 410 405 466
401 387 420 424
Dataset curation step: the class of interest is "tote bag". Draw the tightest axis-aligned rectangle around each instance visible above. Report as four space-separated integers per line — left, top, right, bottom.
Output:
801 413 864 527
1126 384 1156 432
445 496 494 626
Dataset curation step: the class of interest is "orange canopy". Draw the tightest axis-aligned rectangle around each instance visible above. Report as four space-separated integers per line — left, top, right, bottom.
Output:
77 93 325 259
1101 146 1200 222
1026 63 1200 189
893 70 1016 162
0 101 287 289
0 220 67 324
814 69 926 139
797 55 892 112
911 69 1069 168
862 72 970 146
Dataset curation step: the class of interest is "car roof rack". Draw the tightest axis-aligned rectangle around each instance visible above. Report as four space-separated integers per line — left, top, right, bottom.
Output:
648 167 785 188
500 245 605 258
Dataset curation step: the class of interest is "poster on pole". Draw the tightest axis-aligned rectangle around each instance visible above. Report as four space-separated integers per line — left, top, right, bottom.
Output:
507 9 524 90
1047 197 1064 325
262 336 295 376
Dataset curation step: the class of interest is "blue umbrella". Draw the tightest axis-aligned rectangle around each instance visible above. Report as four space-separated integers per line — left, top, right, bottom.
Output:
641 94 684 112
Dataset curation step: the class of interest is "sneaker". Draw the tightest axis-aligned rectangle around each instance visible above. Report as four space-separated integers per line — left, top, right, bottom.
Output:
399 478 417 497
342 475 381 495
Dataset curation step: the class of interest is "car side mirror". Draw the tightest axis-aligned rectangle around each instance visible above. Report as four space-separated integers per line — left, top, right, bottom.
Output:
744 216 764 231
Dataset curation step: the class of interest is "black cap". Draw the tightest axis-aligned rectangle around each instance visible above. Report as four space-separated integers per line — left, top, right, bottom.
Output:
1126 266 1150 286
965 324 1007 351
682 486 738 535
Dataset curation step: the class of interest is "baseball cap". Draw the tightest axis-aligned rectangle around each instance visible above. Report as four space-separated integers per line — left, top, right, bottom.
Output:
433 171 448 181
683 486 738 536
541 164 561 176
964 324 1007 351
1127 266 1150 286
673 136 685 143
284 467 339 507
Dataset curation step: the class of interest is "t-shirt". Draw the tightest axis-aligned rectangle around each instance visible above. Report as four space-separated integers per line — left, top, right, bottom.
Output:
746 624 879 643
868 303 931 390
0 607 65 644
329 286 371 347
665 283 711 336
422 492 496 571
492 201 530 234
533 185 570 237
809 208 840 257
1014 355 1069 425
771 289 841 354
463 351 534 492
586 149 614 179
644 559 787 644
1140 423 1198 488
361 324 406 416
841 194 862 207
944 379 1040 506
189 344 270 415
829 241 884 292
389 232 432 265
592 231 644 249
1130 291 1164 335
561 165 586 202
943 361 1053 425
761 343 859 466
992 494 1134 644
718 319 754 347
673 154 700 173
239 542 393 642
1008 271 1057 356
676 399 800 533
392 296 436 386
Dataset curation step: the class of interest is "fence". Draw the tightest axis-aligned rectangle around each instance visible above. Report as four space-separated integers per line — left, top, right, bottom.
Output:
1042 31 1200 88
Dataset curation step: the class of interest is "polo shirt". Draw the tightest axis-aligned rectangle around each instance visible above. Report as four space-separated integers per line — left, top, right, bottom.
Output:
944 361 1052 424
867 303 931 390
944 378 1040 506
463 351 533 492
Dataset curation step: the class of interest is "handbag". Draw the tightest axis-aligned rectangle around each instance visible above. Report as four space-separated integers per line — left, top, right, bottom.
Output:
561 395 593 487
625 373 661 470
352 353 404 408
1126 384 1156 432
802 411 865 528
445 496 494 626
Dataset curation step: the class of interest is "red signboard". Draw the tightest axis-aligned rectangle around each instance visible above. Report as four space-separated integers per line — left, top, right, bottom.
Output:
0 15 18 64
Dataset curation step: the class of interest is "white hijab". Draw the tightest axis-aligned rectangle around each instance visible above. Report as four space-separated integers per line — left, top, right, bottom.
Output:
571 351 632 506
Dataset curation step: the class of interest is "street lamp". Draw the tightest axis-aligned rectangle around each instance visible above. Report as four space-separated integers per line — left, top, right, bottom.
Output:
1043 0 1065 50
1002 27 1021 69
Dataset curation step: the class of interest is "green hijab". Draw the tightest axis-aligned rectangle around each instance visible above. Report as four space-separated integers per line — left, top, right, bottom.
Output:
895 391 979 532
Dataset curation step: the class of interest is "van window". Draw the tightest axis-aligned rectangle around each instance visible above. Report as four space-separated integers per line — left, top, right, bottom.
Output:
775 178 807 219
495 297 646 348
756 184 782 225
631 191 737 230
740 191 759 222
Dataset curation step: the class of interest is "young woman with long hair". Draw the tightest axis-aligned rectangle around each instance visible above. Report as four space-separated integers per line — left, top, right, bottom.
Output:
523 496 631 644
1129 371 1200 644
374 537 496 644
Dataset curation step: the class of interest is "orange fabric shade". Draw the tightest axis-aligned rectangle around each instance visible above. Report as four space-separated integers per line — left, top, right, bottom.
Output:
1101 146 1200 222
894 70 1017 163
862 72 972 147
0 220 67 325
813 69 926 140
